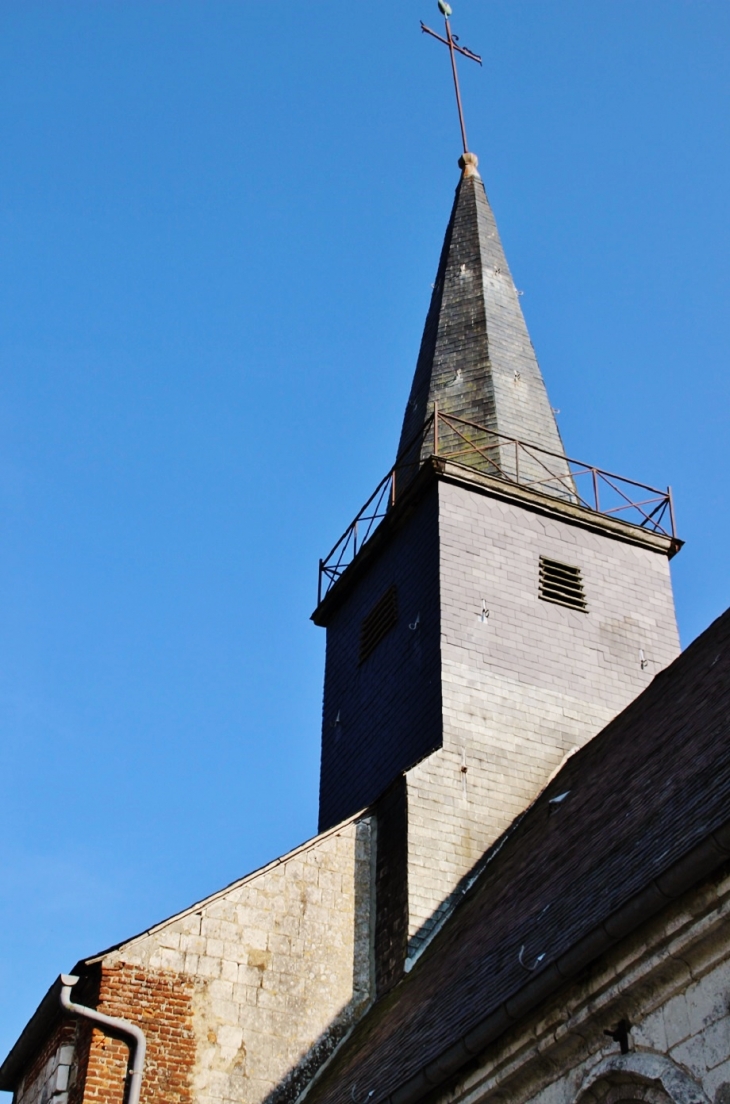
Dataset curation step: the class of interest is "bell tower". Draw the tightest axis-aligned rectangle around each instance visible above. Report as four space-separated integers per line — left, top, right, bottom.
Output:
313 151 680 970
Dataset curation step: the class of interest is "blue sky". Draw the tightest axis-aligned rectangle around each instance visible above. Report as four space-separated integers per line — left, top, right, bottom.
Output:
0 0 728 1063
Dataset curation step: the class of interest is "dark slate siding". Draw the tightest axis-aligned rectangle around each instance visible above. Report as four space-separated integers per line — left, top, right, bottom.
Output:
398 172 496 455
318 488 442 831
373 776 409 997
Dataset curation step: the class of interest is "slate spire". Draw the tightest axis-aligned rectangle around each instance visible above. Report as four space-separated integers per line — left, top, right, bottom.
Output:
398 153 569 486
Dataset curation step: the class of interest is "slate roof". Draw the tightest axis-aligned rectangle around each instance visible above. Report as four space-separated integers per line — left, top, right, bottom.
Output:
307 605 730 1104
397 159 568 476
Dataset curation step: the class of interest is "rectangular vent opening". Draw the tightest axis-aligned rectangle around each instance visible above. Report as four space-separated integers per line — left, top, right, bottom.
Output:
539 557 587 612
359 586 398 663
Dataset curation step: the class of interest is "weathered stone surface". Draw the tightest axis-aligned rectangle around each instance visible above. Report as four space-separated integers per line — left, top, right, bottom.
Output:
57 817 375 1104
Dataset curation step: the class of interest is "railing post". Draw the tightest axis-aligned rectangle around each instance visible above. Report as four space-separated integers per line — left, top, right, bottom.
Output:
433 402 439 455
318 559 323 606
391 469 396 507
592 468 600 512
353 520 358 556
668 486 677 538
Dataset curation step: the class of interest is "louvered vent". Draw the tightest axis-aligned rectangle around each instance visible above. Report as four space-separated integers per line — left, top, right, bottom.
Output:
359 586 398 663
539 557 587 612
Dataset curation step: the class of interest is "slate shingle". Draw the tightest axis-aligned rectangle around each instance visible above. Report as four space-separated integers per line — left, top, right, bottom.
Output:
397 163 569 490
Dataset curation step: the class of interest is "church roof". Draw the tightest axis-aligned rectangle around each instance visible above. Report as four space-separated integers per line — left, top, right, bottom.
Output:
305 605 730 1104
397 154 568 469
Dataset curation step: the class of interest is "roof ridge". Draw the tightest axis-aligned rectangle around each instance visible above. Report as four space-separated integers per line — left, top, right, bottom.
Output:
81 807 368 965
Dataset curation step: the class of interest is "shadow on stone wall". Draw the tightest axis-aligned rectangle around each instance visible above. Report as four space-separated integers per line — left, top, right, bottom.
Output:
259 818 375 1104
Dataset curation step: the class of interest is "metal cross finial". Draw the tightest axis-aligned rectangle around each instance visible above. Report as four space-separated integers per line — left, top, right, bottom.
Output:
421 2 482 155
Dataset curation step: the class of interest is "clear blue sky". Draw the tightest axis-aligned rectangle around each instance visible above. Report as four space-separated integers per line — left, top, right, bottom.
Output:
1 0 728 1062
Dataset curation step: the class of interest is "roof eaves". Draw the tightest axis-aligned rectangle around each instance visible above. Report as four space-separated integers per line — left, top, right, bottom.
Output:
0 977 64 1091
377 818 730 1104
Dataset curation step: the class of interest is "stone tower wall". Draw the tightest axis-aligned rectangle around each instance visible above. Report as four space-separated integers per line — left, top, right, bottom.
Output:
404 478 679 961
318 490 442 832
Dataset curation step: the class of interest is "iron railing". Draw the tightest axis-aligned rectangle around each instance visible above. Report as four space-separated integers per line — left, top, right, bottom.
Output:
318 407 677 603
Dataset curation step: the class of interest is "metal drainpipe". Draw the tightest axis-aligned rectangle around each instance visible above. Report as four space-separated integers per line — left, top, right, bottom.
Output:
59 974 147 1104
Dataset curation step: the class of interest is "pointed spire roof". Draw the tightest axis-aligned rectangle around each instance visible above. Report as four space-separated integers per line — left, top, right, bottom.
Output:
398 154 568 484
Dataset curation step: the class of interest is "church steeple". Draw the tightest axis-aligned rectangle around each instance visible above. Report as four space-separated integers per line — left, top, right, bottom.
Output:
315 15 680 981
398 153 568 476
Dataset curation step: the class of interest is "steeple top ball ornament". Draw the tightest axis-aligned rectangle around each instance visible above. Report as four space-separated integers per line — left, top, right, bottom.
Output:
421 1 482 158
459 150 480 179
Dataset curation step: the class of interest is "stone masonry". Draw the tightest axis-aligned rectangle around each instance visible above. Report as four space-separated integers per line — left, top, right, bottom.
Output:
39 816 374 1104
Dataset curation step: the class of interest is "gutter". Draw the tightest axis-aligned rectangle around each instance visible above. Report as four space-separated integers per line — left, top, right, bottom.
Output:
59 975 146 1104
378 816 730 1104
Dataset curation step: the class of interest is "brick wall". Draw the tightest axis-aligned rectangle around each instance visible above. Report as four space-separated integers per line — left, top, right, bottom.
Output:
85 817 374 1104
318 489 442 831
80 964 196 1104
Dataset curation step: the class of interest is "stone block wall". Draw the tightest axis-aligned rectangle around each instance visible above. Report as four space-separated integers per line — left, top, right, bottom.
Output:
53 817 373 1104
631 957 730 1096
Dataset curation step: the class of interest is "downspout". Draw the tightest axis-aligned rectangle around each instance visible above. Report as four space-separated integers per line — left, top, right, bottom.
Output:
59 974 146 1104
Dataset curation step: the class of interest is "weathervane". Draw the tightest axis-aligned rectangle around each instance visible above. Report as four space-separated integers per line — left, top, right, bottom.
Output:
421 1 482 155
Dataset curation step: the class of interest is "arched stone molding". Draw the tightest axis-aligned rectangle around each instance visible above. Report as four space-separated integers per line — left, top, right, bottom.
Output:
576 1053 710 1104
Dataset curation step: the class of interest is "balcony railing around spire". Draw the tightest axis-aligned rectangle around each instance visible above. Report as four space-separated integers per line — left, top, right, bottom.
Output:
317 408 678 603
